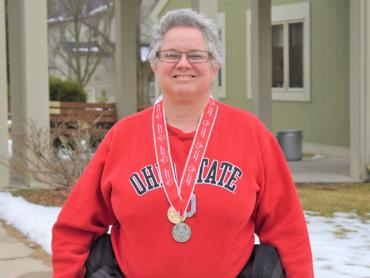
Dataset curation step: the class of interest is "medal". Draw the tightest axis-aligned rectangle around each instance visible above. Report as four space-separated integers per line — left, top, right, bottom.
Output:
153 97 218 242
172 222 191 243
167 206 186 224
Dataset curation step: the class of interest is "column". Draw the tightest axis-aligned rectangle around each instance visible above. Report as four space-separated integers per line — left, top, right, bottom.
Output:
350 0 370 180
251 0 272 129
8 0 50 185
0 0 9 187
115 0 138 119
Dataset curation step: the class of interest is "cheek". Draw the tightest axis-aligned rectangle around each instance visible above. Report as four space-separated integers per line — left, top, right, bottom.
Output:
194 65 218 80
153 63 173 75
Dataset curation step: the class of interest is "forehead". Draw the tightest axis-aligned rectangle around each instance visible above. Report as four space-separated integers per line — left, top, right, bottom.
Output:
161 26 208 50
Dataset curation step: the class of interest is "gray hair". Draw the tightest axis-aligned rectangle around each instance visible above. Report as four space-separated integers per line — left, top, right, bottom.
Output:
148 9 224 67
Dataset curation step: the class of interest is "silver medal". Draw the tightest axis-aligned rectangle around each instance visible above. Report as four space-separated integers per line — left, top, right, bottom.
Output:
172 222 191 243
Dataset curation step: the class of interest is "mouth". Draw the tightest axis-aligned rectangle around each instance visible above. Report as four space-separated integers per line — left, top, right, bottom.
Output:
172 74 197 80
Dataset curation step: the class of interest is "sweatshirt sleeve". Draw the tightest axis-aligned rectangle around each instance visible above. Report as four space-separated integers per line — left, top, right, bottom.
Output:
52 129 117 278
252 127 314 278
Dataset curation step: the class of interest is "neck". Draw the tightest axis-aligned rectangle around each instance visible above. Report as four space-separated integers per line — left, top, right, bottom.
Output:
162 94 210 133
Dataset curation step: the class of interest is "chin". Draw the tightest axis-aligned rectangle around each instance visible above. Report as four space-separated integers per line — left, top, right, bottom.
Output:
167 90 208 103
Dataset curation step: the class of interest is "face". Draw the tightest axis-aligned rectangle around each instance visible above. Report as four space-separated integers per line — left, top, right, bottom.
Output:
151 26 219 100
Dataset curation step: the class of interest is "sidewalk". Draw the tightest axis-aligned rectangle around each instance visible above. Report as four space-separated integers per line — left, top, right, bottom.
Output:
0 221 52 278
288 155 361 183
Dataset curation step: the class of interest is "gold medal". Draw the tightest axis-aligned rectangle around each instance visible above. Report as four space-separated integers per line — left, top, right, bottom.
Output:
167 206 186 224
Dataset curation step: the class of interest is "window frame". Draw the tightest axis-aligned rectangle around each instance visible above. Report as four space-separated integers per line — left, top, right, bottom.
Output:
246 2 311 102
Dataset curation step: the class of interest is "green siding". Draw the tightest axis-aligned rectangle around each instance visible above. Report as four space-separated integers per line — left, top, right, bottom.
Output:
219 0 250 110
269 0 349 147
219 0 349 147
154 0 350 147
160 0 192 18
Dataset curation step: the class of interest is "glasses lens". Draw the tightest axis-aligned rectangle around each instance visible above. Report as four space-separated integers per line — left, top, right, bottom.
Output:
159 51 181 62
157 50 210 63
187 51 209 62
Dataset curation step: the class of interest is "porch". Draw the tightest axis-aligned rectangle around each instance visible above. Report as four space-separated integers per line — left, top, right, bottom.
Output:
289 155 361 184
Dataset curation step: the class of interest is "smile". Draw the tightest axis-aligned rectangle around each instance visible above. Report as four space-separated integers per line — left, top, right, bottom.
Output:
172 74 197 79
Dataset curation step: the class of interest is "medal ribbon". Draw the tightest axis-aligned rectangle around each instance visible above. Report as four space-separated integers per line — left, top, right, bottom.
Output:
152 97 218 217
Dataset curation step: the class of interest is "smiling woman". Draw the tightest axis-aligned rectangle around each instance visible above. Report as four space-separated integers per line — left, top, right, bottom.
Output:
150 25 220 132
52 9 313 278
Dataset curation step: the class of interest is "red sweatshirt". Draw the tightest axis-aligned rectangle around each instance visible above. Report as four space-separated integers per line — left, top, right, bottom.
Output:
52 101 314 278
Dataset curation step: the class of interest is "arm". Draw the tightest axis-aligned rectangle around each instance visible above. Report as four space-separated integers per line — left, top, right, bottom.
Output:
52 130 117 278
253 129 314 278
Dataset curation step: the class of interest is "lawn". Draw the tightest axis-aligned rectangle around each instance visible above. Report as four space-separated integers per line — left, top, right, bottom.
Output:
296 183 370 221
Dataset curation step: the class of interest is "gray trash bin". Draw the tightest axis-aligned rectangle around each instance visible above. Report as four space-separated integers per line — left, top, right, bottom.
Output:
276 129 303 161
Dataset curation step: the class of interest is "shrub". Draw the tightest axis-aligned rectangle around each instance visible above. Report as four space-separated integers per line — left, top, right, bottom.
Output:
49 76 64 101
49 76 87 102
1 119 106 190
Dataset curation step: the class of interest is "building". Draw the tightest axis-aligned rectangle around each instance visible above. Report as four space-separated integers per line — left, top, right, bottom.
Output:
0 0 369 187
151 0 370 181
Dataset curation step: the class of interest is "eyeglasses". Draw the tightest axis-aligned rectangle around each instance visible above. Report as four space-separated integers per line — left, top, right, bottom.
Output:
156 50 212 63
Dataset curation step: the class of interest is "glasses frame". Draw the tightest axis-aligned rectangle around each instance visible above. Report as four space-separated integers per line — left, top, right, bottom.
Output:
156 50 213 63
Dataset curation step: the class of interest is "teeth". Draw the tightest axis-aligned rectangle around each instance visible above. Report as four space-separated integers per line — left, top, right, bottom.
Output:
174 75 195 79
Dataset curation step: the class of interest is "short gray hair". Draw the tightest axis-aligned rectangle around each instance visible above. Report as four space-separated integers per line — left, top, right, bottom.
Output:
148 9 224 67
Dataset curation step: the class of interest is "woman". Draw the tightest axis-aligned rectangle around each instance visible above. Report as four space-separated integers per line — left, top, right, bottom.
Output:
52 9 314 278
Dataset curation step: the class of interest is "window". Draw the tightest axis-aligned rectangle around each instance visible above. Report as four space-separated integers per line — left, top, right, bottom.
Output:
272 21 304 89
246 2 310 101
289 22 304 88
272 24 284 88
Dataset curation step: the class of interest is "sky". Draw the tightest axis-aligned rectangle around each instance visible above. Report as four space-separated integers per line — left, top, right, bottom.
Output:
0 192 369 277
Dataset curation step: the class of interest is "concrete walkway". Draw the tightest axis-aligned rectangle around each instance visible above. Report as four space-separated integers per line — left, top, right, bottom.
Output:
288 155 361 183
0 221 52 278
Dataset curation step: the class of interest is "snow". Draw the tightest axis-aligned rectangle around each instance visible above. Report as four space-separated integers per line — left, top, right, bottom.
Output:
0 192 369 277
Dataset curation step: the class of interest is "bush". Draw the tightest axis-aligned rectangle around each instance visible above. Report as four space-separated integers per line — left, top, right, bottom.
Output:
1 120 106 190
49 76 87 102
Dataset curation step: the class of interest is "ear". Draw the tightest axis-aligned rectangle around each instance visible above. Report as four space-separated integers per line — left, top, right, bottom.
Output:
150 62 157 74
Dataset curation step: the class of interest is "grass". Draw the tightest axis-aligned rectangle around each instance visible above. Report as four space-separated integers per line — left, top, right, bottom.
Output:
9 183 370 221
10 187 68 207
296 183 370 221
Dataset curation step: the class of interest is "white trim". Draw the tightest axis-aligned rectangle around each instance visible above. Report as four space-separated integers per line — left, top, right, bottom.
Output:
246 2 311 102
349 0 370 180
217 12 226 98
150 0 169 23
303 142 350 158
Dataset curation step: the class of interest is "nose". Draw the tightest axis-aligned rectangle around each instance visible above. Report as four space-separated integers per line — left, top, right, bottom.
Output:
176 53 192 68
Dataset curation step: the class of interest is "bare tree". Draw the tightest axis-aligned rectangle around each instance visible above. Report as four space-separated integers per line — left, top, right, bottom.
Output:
48 0 115 87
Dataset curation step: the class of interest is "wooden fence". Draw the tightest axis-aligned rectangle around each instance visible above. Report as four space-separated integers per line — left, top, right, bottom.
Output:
49 101 117 133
